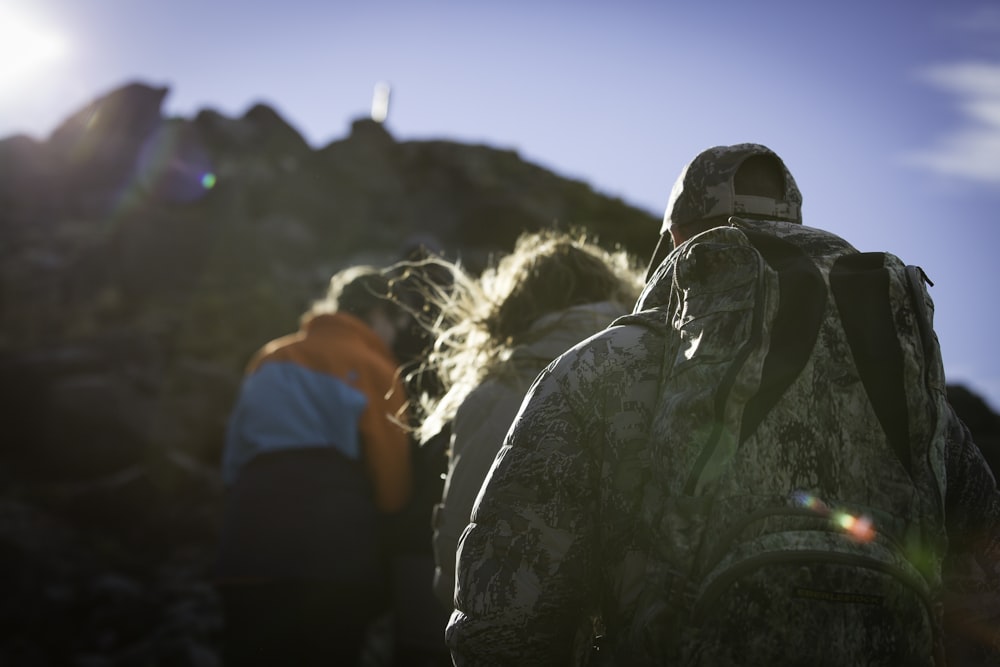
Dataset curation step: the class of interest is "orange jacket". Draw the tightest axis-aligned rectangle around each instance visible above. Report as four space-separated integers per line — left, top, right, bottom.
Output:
228 311 412 512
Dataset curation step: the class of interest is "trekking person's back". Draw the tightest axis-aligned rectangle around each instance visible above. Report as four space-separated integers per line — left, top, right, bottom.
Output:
400 230 643 610
624 216 948 665
445 144 1000 667
215 266 413 667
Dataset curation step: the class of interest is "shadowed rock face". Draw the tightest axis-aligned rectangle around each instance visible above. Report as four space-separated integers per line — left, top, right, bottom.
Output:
0 80 661 481
0 80 660 664
948 385 1000 476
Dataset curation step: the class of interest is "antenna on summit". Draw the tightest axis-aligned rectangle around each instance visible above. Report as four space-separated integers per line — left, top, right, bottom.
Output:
371 81 391 123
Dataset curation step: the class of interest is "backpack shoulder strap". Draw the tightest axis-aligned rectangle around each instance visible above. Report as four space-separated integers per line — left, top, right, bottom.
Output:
735 226 827 450
830 252 914 475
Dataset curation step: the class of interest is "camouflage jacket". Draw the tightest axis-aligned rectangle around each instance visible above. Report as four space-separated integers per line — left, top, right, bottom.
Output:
445 228 1000 666
433 301 631 609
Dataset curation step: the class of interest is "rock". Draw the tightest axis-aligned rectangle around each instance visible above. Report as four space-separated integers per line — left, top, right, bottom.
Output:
47 82 170 218
948 384 1000 476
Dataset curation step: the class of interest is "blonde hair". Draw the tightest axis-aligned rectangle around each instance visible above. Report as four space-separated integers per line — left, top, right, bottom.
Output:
397 229 643 444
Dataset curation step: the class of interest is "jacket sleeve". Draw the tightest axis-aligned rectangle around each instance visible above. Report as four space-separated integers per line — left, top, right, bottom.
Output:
359 360 413 513
940 406 1000 659
943 406 1000 583
445 350 604 666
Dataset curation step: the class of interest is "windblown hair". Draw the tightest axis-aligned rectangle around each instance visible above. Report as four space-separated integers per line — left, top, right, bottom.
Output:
398 229 644 444
303 264 395 325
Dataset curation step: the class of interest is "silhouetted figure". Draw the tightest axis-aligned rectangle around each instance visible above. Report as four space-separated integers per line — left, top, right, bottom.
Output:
408 230 643 612
215 266 413 667
378 236 456 667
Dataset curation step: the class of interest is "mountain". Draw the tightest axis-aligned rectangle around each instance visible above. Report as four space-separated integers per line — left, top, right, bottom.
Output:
0 80 662 664
0 81 997 665
0 80 660 475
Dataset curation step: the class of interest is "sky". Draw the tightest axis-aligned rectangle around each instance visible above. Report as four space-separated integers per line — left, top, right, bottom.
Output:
2 0 999 409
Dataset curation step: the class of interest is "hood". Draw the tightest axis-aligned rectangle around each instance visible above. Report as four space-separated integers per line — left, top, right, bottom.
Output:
510 300 631 365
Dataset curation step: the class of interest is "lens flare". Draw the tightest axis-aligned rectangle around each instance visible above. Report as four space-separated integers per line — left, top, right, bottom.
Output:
791 490 828 513
792 490 877 543
133 122 216 203
834 512 876 542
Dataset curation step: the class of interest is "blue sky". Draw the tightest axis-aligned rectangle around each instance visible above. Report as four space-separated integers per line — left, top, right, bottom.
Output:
2 0 999 409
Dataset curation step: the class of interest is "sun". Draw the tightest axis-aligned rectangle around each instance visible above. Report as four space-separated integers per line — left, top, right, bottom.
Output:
0 8 68 91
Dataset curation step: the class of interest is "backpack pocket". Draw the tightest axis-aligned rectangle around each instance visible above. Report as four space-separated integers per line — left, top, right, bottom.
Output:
670 233 768 376
687 530 937 666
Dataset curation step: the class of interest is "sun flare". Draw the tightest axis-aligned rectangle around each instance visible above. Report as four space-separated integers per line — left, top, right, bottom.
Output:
0 8 68 91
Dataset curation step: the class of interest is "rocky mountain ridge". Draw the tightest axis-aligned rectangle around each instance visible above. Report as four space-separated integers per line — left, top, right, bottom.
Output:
0 80 662 665
0 81 996 666
1 80 661 476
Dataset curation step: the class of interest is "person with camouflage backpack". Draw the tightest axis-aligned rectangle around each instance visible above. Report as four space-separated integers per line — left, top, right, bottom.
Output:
445 143 1000 666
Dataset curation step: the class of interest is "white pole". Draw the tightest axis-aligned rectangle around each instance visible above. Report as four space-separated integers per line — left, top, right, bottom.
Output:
371 81 391 123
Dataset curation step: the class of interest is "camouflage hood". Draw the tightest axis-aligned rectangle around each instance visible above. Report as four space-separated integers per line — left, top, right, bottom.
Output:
661 143 802 234
645 143 804 282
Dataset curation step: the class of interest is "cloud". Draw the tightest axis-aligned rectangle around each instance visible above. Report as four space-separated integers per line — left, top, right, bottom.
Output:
902 62 1000 184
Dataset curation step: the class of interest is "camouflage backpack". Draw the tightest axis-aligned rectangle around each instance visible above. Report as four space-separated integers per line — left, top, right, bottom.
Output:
623 217 950 666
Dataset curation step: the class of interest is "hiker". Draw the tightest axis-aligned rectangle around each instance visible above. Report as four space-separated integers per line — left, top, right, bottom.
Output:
214 265 413 667
405 229 642 612
445 144 1000 666
376 237 457 667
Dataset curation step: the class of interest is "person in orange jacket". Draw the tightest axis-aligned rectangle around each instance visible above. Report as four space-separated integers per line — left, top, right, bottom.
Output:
215 264 413 667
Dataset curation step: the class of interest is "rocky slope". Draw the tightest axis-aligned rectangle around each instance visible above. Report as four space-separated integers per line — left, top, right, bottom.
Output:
0 81 996 666
0 80 661 665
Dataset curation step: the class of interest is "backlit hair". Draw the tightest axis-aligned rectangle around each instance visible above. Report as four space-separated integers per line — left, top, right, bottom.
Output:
395 229 643 443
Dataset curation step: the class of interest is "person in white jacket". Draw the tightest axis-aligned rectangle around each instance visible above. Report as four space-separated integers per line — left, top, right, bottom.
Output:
405 229 644 610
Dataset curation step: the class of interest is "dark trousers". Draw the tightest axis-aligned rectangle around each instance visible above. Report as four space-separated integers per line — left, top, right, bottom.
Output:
219 581 380 667
391 554 453 666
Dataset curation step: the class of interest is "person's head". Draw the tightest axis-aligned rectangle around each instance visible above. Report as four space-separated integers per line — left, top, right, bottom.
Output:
646 143 803 279
483 230 643 345
306 265 406 348
388 235 455 359
400 228 643 443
